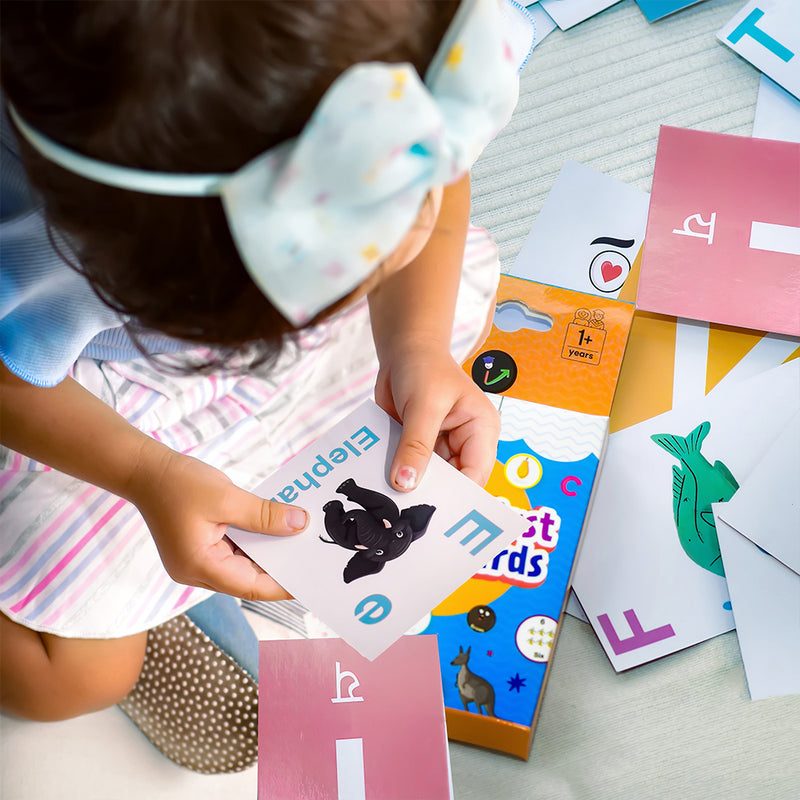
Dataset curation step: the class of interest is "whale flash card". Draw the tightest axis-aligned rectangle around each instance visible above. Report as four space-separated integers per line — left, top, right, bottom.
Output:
637 126 800 336
228 401 529 660
572 358 800 671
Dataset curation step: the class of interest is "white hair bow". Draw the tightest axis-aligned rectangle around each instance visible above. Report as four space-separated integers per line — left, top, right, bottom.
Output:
10 0 533 325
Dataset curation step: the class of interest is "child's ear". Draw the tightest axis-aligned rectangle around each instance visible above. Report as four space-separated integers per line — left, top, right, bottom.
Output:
343 553 385 583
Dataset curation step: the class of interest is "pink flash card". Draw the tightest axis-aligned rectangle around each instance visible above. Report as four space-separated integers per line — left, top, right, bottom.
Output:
637 126 800 336
257 635 453 800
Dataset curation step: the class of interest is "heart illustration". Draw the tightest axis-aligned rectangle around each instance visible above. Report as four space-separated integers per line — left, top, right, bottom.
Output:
601 260 623 283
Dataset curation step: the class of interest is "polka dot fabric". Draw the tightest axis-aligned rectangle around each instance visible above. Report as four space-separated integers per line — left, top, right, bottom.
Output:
117 614 258 774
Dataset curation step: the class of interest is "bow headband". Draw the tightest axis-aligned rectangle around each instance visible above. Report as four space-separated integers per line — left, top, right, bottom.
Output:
9 0 533 325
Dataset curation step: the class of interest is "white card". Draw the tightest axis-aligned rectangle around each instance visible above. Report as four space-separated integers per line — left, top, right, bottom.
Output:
753 74 800 142
228 401 529 660
539 0 623 31
717 411 800 575
510 161 650 297
714 513 800 700
672 318 710 407
525 2 558 52
572 359 800 671
718 0 800 100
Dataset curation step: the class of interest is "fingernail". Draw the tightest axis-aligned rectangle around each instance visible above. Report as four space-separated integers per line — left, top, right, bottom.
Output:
396 466 417 490
286 507 307 530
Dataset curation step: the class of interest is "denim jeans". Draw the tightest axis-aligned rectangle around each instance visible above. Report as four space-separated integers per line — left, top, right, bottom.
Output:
185 593 259 681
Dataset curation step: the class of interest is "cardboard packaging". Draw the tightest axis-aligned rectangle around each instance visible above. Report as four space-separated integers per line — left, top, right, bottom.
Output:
418 275 634 758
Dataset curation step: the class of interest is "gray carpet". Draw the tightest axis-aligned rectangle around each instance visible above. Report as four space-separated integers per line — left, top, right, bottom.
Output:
450 2 799 799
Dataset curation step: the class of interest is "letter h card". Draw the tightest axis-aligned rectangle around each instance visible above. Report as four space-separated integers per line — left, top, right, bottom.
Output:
258 635 453 800
636 125 800 336
228 400 529 660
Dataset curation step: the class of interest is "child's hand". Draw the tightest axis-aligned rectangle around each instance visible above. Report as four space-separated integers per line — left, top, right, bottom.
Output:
365 174 497 491
1 364 305 602
128 443 307 600
374 347 500 491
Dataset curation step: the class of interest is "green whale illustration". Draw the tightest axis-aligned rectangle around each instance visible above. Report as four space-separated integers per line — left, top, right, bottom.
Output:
651 421 738 577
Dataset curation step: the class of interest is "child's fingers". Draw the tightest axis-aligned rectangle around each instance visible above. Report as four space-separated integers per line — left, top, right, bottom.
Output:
223 485 308 536
198 538 294 601
451 429 497 487
222 554 295 602
441 410 500 488
389 401 443 491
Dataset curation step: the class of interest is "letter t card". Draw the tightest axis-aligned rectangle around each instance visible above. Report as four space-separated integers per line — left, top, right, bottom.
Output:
228 400 529 660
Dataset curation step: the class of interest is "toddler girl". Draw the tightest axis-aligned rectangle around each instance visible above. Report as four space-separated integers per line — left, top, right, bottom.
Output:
0 0 533 773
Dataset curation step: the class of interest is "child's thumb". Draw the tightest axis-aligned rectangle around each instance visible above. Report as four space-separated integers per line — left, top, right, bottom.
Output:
389 407 439 492
225 485 308 536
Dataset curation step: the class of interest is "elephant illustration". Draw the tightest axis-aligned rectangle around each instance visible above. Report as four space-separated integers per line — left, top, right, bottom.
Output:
320 479 435 583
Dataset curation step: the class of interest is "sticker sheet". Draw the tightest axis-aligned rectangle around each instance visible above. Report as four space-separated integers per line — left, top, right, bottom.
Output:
228 401 529 660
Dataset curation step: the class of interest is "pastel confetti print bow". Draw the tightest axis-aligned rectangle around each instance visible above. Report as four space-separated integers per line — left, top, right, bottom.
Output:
9 0 532 325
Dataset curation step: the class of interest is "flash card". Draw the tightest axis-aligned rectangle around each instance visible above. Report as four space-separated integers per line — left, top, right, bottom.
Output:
539 0 623 31
572 358 800 671
258 636 453 800
718 0 799 100
636 126 800 336
228 400 529 660
635 1 706 23
510 161 650 299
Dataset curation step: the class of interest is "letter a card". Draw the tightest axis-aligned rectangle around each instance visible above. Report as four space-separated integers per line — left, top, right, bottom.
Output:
228 400 529 660
636 126 800 336
258 635 453 800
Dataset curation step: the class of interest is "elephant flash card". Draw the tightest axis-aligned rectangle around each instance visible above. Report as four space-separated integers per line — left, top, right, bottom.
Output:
228 400 530 660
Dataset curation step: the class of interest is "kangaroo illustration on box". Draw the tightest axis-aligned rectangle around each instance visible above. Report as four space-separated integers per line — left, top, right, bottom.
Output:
451 646 496 717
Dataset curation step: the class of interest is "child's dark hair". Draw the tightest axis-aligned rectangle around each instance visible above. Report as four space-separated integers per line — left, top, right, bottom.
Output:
0 0 459 368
